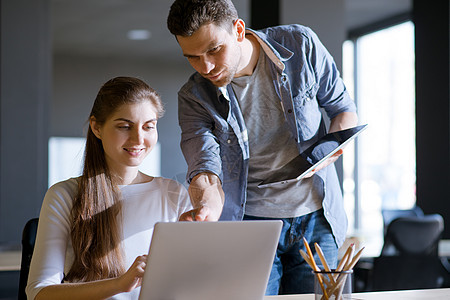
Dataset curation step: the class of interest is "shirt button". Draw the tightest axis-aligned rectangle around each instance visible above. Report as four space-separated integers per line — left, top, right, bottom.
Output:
287 109 293 113
227 139 231 144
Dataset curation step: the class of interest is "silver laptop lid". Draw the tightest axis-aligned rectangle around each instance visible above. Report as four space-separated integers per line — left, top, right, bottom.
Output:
138 220 282 300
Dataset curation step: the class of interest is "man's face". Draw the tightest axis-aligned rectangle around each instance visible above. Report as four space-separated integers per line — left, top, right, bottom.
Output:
177 23 242 87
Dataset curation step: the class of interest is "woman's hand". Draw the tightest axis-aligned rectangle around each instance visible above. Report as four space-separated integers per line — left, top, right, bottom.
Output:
117 255 148 293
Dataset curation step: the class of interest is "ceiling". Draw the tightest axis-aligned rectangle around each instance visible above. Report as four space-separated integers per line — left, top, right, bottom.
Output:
51 0 411 62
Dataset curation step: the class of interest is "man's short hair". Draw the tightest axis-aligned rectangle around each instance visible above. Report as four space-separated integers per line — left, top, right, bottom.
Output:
167 0 238 37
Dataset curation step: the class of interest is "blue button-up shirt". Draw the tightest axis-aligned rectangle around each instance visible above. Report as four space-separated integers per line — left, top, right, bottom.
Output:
177 24 356 247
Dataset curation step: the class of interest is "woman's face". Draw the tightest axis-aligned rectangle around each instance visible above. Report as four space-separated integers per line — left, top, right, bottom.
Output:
90 101 158 175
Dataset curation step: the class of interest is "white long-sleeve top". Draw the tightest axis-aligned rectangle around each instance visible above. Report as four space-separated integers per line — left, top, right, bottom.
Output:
26 177 192 300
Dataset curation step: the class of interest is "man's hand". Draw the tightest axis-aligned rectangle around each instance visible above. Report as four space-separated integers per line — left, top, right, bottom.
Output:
179 173 225 221
304 111 358 178
303 149 343 178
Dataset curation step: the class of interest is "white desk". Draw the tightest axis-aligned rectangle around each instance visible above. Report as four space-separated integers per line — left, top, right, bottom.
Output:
264 288 450 299
0 250 21 271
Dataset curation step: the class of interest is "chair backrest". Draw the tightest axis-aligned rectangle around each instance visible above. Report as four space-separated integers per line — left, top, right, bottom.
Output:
18 218 39 300
381 214 443 256
381 206 424 235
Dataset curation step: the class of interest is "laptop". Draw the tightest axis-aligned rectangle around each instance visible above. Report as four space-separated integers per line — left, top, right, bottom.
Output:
258 124 368 188
138 220 282 300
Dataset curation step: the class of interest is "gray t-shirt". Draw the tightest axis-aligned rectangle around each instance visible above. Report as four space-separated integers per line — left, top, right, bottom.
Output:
231 47 322 218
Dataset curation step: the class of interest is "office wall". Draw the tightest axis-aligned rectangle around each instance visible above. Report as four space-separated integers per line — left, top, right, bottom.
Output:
413 0 450 238
0 0 51 244
281 0 346 69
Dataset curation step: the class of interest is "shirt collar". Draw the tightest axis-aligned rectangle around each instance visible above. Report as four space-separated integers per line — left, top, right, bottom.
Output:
216 28 293 97
218 86 230 101
245 28 294 71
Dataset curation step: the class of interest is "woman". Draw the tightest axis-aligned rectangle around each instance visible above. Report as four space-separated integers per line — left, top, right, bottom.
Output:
26 77 192 299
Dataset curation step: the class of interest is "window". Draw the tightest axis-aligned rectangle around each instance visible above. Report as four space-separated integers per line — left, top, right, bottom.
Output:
48 137 85 187
48 137 161 187
343 21 416 255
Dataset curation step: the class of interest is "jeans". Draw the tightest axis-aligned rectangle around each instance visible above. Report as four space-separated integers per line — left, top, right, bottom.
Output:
244 209 338 295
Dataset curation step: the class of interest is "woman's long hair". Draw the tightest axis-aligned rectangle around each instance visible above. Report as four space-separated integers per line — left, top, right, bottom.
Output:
65 77 164 282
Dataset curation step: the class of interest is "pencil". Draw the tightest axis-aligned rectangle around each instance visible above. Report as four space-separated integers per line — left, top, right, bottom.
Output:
334 246 365 300
336 243 353 272
299 249 316 271
344 247 365 271
343 243 355 271
314 243 335 284
302 238 329 300
302 238 319 271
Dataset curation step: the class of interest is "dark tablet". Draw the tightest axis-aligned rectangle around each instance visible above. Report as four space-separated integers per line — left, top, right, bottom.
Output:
258 124 368 188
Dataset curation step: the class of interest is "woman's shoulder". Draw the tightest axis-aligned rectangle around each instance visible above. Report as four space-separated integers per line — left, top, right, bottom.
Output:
47 177 79 194
151 177 187 190
120 176 187 196
44 177 79 206
151 177 192 211
39 178 80 221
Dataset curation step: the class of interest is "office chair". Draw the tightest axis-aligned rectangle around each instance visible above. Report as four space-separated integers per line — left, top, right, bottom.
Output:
369 214 448 291
18 218 39 300
381 206 424 235
381 213 443 256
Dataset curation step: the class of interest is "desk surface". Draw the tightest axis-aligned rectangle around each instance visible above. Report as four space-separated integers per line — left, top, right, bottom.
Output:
0 250 20 271
264 288 450 299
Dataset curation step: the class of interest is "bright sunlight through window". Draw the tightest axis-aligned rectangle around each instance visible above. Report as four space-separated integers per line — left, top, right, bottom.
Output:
343 21 416 256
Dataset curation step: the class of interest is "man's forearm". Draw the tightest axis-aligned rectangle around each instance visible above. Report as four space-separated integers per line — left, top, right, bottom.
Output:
329 111 358 132
188 172 225 221
189 172 224 207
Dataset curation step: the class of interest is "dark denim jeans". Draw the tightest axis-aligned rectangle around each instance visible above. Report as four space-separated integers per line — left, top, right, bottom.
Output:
244 209 338 295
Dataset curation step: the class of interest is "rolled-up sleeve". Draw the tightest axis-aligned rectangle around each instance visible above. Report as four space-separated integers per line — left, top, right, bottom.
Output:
178 84 223 183
306 27 356 119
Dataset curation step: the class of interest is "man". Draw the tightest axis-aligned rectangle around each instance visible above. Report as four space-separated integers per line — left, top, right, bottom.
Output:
167 0 358 294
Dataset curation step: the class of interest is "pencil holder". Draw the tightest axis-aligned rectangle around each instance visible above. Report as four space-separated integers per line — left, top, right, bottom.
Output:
313 269 352 300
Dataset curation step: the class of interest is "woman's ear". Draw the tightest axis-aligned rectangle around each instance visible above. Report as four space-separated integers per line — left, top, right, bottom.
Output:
89 116 102 140
234 19 246 42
